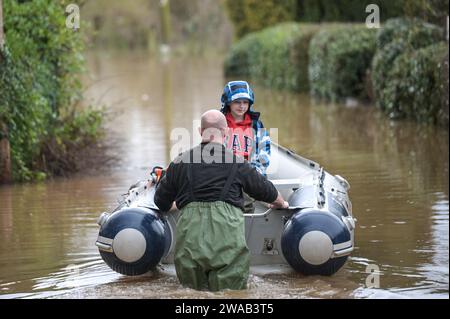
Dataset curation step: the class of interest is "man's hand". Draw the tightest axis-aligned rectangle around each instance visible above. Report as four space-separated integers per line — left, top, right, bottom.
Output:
269 192 289 210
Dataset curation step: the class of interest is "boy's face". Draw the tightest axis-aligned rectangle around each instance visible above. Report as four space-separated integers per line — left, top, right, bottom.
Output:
229 99 250 119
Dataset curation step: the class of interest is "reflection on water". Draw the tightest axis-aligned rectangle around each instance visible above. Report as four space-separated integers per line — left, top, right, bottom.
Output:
0 50 448 299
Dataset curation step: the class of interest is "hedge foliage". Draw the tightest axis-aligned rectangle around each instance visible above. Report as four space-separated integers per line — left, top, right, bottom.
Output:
377 42 448 124
224 23 321 92
371 18 445 121
224 8 449 125
0 0 104 181
308 25 377 101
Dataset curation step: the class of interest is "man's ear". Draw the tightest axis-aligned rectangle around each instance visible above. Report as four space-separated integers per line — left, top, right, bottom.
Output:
222 127 228 139
198 127 203 138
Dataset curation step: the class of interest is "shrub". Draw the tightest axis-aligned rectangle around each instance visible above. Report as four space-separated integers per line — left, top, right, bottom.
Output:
380 42 448 123
402 0 449 26
224 23 321 92
36 108 106 176
283 24 322 91
375 17 444 50
308 25 377 101
0 0 104 181
371 18 444 114
224 32 260 77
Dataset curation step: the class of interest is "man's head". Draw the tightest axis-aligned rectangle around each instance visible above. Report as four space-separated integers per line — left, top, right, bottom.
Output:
199 110 228 143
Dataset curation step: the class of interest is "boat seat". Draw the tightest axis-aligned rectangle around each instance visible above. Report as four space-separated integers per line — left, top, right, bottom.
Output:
270 178 302 189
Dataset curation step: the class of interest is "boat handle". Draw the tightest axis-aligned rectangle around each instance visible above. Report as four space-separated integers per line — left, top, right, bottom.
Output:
243 205 304 217
332 246 354 257
95 241 113 253
243 208 272 218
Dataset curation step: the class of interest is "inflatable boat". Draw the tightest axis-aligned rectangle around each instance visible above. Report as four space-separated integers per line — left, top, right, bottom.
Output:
95 143 356 276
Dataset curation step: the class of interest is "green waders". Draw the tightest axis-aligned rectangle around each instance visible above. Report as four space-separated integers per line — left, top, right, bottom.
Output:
174 201 250 291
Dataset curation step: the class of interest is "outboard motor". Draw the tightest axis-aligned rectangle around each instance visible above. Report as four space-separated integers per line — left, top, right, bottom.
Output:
280 170 355 276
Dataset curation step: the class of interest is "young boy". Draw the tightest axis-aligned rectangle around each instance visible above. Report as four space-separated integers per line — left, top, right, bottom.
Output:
220 80 271 176
220 81 271 214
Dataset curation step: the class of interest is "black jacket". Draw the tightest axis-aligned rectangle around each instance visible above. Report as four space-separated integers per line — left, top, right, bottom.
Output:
154 142 278 212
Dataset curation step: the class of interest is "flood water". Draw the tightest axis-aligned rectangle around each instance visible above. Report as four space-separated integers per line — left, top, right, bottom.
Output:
0 50 448 299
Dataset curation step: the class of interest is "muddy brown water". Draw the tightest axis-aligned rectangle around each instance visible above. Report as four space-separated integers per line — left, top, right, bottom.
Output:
0 50 448 299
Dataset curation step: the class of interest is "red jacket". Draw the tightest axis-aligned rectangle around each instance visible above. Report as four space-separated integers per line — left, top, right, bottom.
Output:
225 112 254 161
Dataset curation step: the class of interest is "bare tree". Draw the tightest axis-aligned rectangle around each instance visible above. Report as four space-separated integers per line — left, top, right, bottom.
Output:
0 0 12 184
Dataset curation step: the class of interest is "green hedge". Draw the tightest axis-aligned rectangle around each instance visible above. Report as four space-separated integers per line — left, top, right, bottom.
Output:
378 42 448 124
286 24 323 91
375 18 444 51
223 31 260 78
224 23 321 92
0 0 103 181
308 25 377 101
371 18 444 119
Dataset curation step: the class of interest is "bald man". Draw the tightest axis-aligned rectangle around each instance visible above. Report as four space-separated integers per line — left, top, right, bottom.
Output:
154 110 287 291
